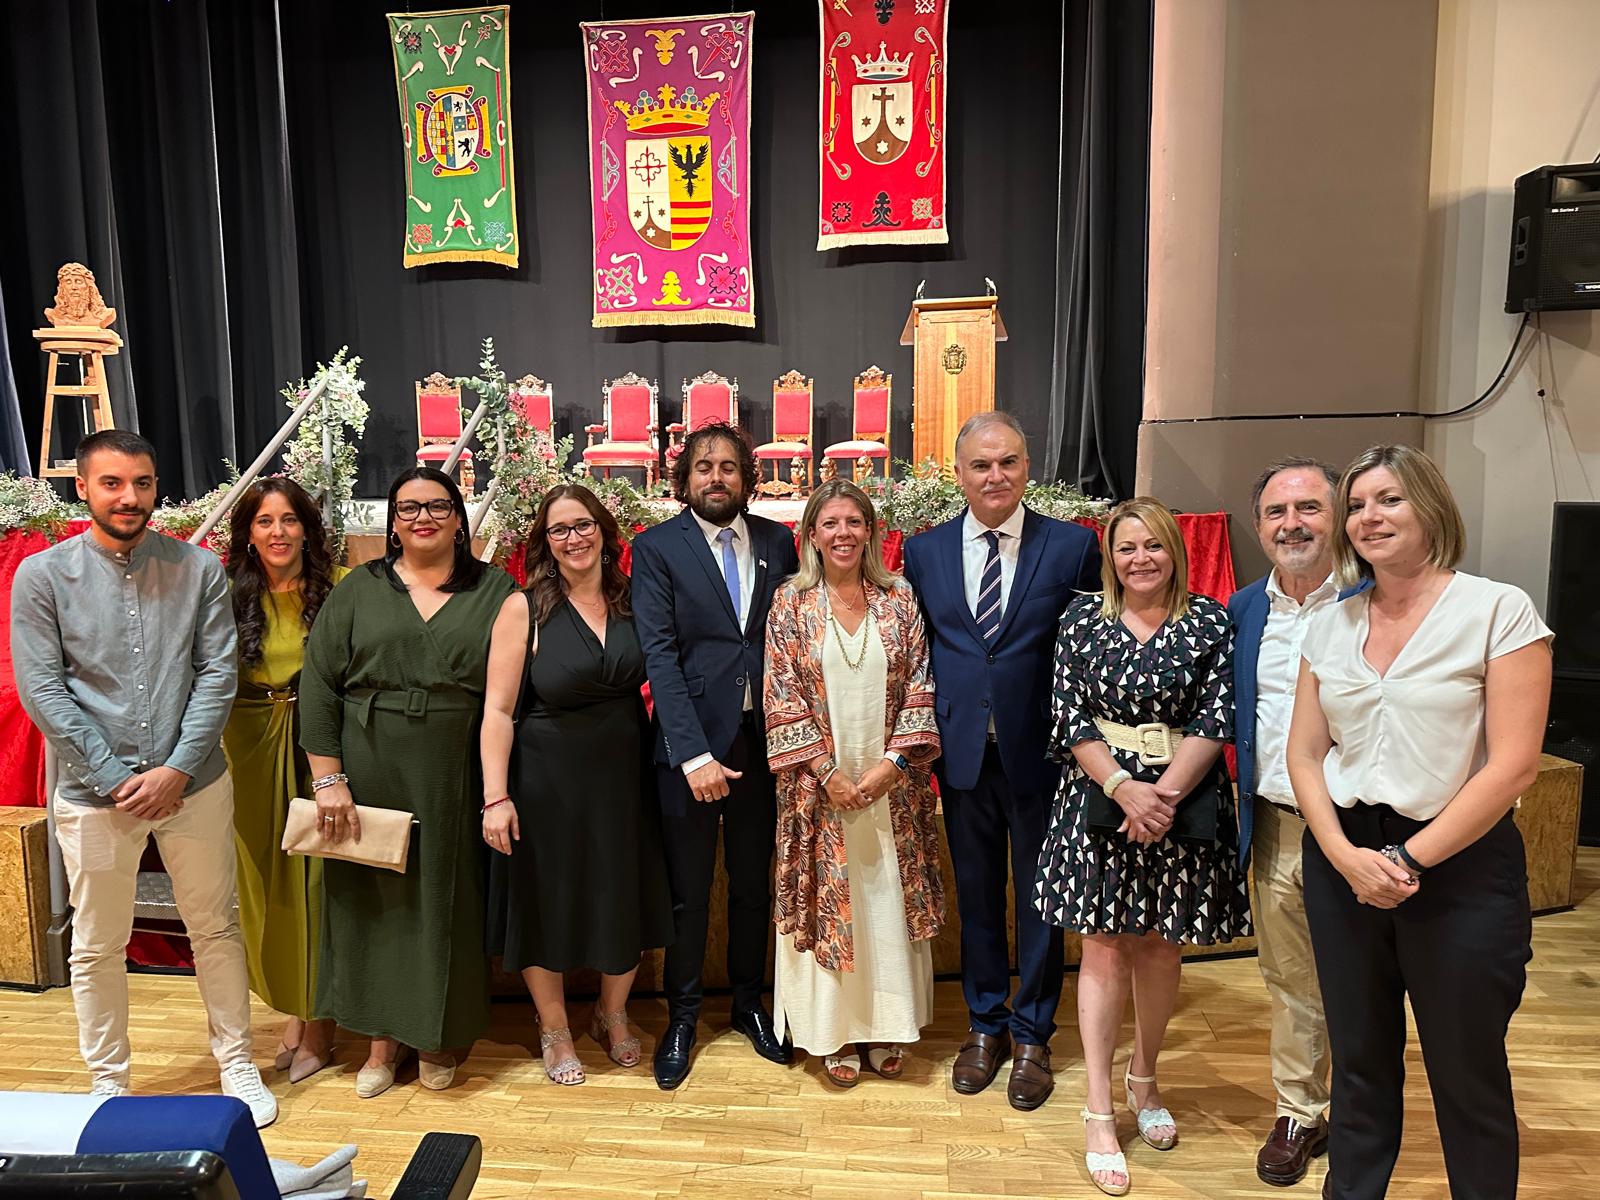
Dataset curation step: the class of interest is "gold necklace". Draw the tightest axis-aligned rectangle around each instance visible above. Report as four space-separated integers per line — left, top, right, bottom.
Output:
826 579 865 613
829 609 872 671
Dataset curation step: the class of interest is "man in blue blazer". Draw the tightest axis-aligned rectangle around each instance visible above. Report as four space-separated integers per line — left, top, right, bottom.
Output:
631 423 801 1090
1228 457 1346 1186
902 412 1100 1111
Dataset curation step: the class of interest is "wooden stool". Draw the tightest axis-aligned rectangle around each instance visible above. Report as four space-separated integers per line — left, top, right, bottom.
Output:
32 329 121 477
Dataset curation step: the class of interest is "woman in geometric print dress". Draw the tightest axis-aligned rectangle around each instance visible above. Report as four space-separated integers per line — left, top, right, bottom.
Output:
1034 497 1251 1197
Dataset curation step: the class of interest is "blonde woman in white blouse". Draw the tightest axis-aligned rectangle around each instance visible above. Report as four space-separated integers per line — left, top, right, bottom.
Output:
1286 444 1551 1200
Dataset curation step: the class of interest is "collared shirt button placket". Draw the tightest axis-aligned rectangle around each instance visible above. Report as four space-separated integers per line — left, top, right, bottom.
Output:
125 554 155 774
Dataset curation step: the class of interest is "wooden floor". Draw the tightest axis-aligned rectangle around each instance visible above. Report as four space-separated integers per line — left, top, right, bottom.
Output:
3 852 1597 1199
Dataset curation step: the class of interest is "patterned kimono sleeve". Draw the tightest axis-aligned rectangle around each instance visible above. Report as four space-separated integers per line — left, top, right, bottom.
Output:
1047 598 1101 762
1183 599 1235 740
763 587 827 772
887 584 940 764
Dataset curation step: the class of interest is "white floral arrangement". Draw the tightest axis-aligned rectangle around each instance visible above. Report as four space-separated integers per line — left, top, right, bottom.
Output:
878 457 1108 535
280 348 368 556
0 472 79 536
148 468 240 554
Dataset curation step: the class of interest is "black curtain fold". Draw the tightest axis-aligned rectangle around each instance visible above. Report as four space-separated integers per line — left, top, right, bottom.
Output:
1045 0 1149 500
3 0 1147 500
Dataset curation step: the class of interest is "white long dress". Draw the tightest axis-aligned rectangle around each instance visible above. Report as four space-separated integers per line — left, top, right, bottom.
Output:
772 610 935 1054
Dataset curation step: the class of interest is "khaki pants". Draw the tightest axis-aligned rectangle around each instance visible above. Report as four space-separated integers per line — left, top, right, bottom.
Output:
1253 801 1331 1125
54 774 253 1088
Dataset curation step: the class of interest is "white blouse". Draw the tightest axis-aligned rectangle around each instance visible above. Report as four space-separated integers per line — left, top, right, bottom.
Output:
1299 572 1552 821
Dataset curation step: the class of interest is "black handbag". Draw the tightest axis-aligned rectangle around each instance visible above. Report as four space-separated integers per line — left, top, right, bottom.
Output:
1085 771 1220 845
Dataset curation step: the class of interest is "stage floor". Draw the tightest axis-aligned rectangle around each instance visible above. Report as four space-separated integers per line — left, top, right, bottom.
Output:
3 849 1595 1197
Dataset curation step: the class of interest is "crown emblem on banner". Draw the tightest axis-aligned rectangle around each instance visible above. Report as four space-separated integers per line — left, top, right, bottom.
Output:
852 41 911 81
614 83 721 133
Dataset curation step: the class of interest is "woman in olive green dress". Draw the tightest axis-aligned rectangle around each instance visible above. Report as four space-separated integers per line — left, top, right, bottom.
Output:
299 467 514 1098
224 478 346 1083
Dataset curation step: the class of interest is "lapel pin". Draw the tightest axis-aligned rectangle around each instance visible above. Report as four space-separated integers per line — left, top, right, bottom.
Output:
759 559 767 569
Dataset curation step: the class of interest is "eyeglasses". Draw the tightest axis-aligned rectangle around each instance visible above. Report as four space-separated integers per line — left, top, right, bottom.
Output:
547 518 599 541
395 499 455 521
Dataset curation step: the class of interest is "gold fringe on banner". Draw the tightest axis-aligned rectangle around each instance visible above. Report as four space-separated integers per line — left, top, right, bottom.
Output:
816 228 951 251
403 249 519 269
592 309 757 329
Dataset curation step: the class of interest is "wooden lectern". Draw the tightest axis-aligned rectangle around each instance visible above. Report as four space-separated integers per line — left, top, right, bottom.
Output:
901 293 1007 469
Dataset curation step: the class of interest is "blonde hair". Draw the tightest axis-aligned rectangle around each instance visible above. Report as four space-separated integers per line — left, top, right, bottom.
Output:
1099 497 1190 621
1332 444 1465 588
789 479 898 593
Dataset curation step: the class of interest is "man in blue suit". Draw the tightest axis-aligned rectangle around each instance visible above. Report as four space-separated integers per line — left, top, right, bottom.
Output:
902 412 1100 1111
632 422 801 1090
1228 457 1344 1186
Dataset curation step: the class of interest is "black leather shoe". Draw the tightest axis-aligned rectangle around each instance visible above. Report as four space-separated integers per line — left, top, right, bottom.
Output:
653 1016 697 1090
730 1005 794 1065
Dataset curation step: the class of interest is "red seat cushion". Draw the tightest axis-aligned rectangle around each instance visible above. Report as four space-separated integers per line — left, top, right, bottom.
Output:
583 443 656 463
755 441 811 458
416 445 473 462
823 440 888 458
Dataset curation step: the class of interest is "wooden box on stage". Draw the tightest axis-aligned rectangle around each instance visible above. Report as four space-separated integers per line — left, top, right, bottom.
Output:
0 808 52 988
1519 753 1583 913
901 294 1008 470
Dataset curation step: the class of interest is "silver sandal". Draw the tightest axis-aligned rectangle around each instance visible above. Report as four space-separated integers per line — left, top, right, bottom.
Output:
588 1009 642 1067
538 1026 585 1085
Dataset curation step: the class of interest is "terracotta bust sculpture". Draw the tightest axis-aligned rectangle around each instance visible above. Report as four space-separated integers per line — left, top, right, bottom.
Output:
43 263 117 329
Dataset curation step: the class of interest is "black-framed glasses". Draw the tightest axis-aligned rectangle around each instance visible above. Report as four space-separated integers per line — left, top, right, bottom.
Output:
547 518 599 541
395 499 455 521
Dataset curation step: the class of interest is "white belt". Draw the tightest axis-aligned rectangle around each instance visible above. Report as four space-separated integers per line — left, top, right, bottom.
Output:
1094 718 1184 767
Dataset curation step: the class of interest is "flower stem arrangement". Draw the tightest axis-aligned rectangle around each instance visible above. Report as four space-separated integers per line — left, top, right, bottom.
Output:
280 348 368 557
149 466 242 554
0 472 80 537
878 457 1108 535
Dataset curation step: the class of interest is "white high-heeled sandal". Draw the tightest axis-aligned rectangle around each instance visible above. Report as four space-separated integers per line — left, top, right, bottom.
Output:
1081 1108 1130 1196
1124 1068 1177 1150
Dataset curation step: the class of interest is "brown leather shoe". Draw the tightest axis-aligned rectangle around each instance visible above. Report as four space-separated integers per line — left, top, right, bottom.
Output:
1006 1042 1054 1111
1256 1116 1329 1186
951 1030 1010 1094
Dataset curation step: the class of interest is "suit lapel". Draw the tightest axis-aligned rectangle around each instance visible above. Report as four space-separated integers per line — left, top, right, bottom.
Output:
679 509 739 626
1235 587 1269 711
990 508 1045 646
945 512 988 644
745 518 771 636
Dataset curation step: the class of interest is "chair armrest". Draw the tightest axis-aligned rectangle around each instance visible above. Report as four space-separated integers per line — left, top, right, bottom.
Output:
393 1132 482 1200
665 422 686 434
584 423 608 434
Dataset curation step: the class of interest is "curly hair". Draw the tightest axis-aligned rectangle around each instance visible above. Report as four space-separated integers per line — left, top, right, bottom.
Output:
522 483 632 626
226 477 337 667
670 421 758 511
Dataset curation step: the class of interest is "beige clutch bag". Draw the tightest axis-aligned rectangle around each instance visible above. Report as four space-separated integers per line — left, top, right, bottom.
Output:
282 796 416 873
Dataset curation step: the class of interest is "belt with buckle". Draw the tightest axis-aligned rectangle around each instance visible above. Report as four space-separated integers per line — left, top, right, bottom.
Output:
1094 718 1184 767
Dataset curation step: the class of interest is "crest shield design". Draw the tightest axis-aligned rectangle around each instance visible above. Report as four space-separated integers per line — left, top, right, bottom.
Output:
415 84 493 177
625 135 713 250
851 81 912 166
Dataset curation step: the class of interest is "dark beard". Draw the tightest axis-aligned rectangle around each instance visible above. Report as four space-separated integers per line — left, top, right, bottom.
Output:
689 488 742 524
91 508 152 542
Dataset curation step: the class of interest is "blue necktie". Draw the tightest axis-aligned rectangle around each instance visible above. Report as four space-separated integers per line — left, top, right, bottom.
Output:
718 527 741 622
977 530 1003 642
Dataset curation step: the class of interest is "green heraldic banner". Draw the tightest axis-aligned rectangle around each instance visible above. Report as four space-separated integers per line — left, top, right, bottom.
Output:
388 6 518 267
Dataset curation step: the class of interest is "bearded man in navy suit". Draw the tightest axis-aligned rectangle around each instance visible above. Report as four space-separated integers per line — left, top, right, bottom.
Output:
901 411 1100 1111
631 422 800 1090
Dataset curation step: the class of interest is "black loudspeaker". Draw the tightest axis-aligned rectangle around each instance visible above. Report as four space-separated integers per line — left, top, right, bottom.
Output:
1546 673 1600 843
1505 163 1600 312
1547 503 1600 678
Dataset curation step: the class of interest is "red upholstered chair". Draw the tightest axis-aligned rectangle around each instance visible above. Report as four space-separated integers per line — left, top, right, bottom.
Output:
754 369 814 496
508 374 557 460
415 371 474 495
582 371 660 487
668 370 739 449
821 365 891 485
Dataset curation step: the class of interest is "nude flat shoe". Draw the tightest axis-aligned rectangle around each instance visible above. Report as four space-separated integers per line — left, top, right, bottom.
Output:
418 1054 457 1091
355 1046 412 1099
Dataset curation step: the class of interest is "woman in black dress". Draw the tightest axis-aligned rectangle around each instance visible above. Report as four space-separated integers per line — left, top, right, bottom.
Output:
1033 497 1250 1195
480 484 673 1085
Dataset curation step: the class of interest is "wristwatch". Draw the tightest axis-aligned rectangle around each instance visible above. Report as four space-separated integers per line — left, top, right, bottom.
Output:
816 756 838 786
885 752 909 773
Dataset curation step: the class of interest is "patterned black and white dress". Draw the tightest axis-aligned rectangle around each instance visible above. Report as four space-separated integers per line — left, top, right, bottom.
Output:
1033 593 1251 943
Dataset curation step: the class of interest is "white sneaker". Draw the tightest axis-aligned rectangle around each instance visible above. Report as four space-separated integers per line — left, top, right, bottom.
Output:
89 1079 130 1097
220 1061 279 1129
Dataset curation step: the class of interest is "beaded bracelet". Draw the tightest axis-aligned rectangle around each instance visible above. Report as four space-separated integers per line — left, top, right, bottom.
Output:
481 797 511 814
311 772 349 792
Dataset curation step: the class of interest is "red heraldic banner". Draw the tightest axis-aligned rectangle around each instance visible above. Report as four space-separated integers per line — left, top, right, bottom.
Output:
817 0 948 250
582 12 756 328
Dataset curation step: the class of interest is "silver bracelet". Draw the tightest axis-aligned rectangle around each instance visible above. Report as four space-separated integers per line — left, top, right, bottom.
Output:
311 772 349 792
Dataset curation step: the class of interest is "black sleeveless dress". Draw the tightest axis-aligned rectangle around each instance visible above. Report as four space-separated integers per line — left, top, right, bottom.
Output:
500 596 674 973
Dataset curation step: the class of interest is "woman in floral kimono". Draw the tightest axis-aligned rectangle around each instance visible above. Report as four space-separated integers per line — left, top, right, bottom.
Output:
763 479 942 1087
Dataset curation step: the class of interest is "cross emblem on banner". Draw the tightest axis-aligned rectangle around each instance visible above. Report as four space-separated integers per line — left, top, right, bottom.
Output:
631 146 666 185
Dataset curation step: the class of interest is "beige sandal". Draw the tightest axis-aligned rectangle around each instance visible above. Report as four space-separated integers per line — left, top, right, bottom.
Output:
588 1009 642 1068
860 1043 906 1079
539 1026 585 1086
1082 1108 1130 1196
823 1050 861 1088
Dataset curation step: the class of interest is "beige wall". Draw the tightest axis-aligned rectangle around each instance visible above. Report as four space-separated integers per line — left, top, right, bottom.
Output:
1143 0 1440 585
1423 0 1600 611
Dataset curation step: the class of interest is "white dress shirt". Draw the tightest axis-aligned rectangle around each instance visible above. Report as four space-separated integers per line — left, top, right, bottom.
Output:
1253 569 1339 810
683 509 755 776
1300 572 1551 821
961 504 1026 618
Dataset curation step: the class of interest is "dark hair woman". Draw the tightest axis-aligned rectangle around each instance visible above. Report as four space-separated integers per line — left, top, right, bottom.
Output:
299 466 515 1098
222 477 346 1083
480 484 672 1085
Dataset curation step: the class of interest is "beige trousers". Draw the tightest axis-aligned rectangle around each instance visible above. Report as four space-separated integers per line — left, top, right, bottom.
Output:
53 773 253 1088
1252 801 1331 1125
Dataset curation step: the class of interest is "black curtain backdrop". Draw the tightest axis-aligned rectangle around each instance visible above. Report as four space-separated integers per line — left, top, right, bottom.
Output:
3 0 1149 500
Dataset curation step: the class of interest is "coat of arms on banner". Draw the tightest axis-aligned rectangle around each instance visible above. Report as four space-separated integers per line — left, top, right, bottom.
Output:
387 6 518 268
818 0 948 250
582 13 755 328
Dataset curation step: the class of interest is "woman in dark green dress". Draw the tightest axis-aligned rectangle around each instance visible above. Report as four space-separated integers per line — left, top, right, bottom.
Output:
481 484 673 1085
299 467 514 1099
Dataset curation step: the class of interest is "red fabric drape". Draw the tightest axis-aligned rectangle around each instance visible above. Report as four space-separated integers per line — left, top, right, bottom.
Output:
0 530 55 807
